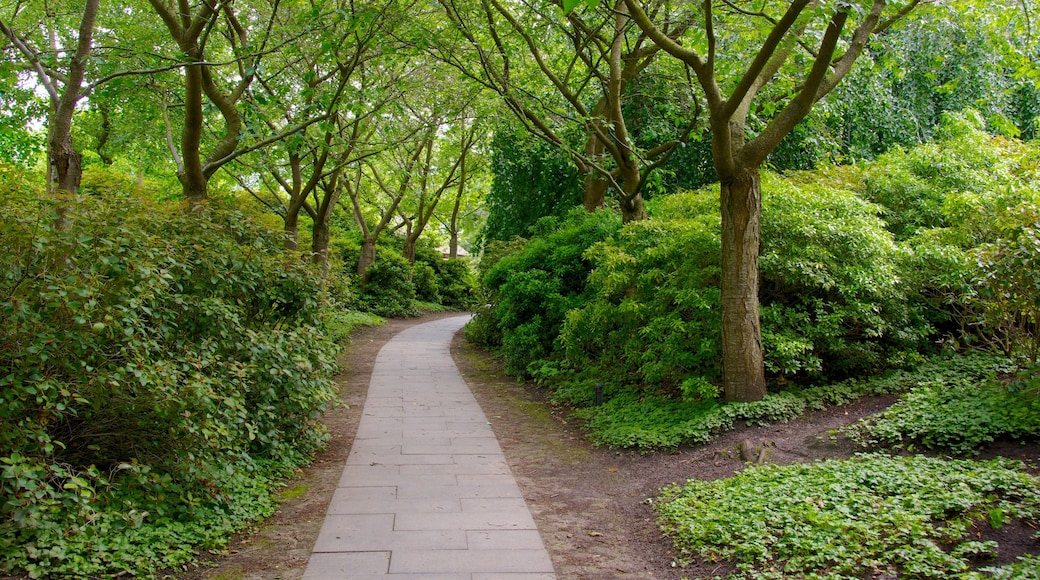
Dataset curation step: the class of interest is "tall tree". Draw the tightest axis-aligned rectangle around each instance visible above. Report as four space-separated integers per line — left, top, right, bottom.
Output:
235 0 399 251
346 138 426 284
397 120 478 263
147 0 325 206
434 0 697 222
0 0 100 197
623 0 923 402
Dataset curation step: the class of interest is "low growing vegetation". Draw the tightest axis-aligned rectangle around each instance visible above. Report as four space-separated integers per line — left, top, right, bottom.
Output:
848 365 1040 455
657 454 1040 579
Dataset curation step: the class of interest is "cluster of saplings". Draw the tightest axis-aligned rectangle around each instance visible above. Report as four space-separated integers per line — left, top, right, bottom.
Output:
468 110 1040 450
0 165 476 577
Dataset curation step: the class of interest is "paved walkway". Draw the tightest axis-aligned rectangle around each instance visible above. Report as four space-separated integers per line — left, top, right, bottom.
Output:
302 315 556 580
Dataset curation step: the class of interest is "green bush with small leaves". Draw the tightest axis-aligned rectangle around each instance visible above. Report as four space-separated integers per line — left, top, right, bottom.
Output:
357 248 419 317
0 177 339 577
475 209 622 376
657 454 1040 579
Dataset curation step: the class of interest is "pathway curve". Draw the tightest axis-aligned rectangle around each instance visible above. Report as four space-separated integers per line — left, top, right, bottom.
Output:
302 315 557 580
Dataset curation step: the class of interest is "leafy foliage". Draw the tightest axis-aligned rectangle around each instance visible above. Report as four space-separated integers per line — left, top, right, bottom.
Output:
495 116 1040 450
657 454 1040 579
473 209 622 376
340 235 476 317
557 168 924 406
574 353 1004 451
481 128 584 247
848 362 1040 455
871 111 1040 358
0 178 339 577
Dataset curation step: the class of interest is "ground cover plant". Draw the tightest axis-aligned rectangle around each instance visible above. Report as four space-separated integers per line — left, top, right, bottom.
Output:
0 170 341 577
848 364 1040 455
656 454 1040 579
573 353 1011 450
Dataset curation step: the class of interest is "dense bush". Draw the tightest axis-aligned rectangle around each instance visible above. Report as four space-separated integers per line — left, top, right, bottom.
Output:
357 248 419 317
341 235 476 317
481 128 584 247
0 173 339 577
469 113 1040 450
558 169 925 407
760 169 926 378
871 111 1040 358
414 245 477 310
471 209 622 376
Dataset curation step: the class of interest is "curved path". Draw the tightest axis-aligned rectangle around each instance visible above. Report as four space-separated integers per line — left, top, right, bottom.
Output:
302 315 556 580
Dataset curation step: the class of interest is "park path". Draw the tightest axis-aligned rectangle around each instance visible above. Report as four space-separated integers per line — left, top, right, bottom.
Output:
302 315 557 580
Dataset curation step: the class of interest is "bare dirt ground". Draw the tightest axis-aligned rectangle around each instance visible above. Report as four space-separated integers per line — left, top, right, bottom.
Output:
181 312 1039 580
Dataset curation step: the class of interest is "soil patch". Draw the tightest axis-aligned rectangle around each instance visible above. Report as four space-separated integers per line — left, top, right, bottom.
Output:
450 333 904 579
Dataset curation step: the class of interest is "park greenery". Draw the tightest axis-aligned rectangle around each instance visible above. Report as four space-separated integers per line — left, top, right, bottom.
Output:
2 0 1040 577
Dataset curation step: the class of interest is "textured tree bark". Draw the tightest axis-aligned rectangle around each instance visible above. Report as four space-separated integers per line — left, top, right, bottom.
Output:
403 239 416 265
49 138 82 195
719 167 766 403
179 63 209 207
283 212 299 251
311 215 330 266
619 191 647 223
582 135 607 211
46 0 98 200
357 238 377 286
449 232 459 259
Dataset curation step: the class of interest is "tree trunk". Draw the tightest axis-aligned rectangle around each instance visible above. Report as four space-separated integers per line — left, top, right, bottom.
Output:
311 215 330 266
180 63 208 207
449 232 459 259
620 192 647 223
582 134 607 211
403 238 416 265
357 238 376 286
584 175 608 212
45 0 98 200
50 137 82 196
283 211 299 251
719 167 766 402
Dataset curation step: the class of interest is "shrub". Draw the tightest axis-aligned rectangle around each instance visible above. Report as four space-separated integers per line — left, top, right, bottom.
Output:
478 209 622 376
976 202 1040 362
560 171 925 400
357 249 418 317
433 256 478 309
760 170 926 378
0 183 338 577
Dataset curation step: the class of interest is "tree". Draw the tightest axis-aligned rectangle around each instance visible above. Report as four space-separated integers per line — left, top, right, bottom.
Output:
434 0 698 222
147 0 327 206
0 0 100 197
232 0 402 253
397 118 478 264
436 121 489 258
623 0 924 402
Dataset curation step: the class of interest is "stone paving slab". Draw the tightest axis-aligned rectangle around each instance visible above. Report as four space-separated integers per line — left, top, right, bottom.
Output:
303 315 556 579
